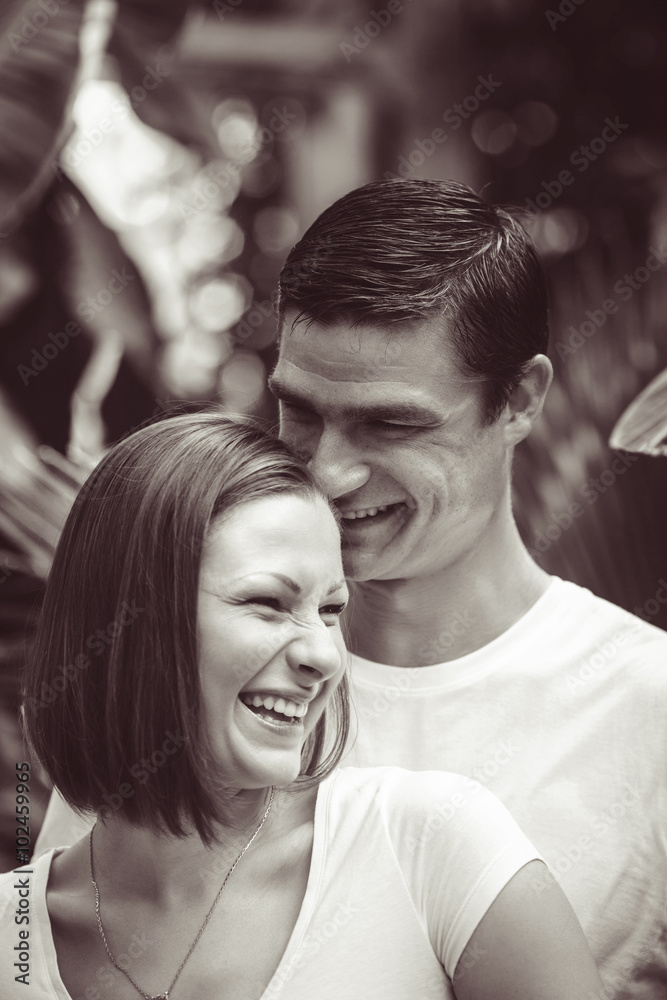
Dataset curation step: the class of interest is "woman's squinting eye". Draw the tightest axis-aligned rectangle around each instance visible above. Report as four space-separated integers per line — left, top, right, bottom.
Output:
320 602 347 621
242 596 347 621
245 596 283 611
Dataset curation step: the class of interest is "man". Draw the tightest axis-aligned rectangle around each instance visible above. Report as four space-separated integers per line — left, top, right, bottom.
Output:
34 179 666 997
269 179 667 999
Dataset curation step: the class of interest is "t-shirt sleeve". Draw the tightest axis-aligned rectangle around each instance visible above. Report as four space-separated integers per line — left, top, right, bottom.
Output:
33 788 94 858
380 769 544 978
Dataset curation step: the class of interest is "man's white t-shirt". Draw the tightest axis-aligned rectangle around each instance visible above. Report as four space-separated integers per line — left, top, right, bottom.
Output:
344 577 667 999
0 767 541 999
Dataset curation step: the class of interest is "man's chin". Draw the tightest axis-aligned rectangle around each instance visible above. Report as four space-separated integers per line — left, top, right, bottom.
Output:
339 506 409 581
342 547 393 583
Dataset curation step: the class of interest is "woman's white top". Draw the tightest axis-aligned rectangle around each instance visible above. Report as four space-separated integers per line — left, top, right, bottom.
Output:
0 766 542 999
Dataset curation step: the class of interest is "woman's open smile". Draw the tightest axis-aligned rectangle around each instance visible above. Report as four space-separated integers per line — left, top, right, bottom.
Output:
197 492 349 789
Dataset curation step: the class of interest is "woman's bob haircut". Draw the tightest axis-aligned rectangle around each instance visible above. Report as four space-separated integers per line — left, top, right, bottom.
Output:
23 412 350 843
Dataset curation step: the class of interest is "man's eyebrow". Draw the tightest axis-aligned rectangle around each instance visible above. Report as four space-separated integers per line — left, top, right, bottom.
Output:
268 377 440 425
267 377 310 410
342 402 441 424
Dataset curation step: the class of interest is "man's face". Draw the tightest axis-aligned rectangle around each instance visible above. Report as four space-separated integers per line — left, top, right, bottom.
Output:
270 312 512 582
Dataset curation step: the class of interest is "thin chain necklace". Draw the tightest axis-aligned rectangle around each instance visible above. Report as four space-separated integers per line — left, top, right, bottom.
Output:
89 786 275 1000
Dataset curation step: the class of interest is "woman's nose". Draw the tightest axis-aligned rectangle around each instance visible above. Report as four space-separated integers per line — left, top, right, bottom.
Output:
286 620 344 684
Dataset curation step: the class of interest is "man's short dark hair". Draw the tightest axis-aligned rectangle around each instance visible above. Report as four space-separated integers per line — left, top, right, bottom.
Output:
278 178 549 422
23 412 349 843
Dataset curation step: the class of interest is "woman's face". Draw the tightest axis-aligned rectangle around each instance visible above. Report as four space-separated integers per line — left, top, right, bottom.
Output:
197 492 348 790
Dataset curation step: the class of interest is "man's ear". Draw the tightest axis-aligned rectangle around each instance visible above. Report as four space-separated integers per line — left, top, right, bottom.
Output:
503 354 553 447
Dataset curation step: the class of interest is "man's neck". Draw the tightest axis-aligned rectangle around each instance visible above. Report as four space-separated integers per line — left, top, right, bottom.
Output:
344 528 552 668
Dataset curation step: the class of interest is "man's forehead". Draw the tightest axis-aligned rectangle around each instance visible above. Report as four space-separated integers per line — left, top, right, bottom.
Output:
270 361 432 412
275 314 453 385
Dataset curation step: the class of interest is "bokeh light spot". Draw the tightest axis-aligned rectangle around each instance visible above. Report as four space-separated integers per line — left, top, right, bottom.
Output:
471 110 517 155
219 350 266 414
514 101 558 147
529 207 589 259
189 275 251 333
253 206 300 257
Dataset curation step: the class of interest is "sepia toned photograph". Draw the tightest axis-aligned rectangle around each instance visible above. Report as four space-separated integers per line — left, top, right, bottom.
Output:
0 1 665 997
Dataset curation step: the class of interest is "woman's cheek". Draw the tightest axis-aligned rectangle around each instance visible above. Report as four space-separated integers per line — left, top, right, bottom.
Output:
235 619 291 682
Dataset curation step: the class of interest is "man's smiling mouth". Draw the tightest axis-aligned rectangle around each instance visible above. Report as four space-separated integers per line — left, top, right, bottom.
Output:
338 501 406 520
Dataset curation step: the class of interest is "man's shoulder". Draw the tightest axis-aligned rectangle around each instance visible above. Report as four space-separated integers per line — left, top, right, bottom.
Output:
556 578 667 647
537 581 667 721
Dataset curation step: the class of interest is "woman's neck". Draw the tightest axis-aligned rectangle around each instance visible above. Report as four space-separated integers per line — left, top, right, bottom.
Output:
46 784 320 1000
86 786 277 908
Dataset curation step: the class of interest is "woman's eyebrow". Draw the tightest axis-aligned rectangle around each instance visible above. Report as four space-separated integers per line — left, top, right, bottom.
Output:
227 572 347 597
221 571 300 594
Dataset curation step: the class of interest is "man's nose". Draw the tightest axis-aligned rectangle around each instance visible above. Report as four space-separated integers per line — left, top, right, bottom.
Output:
308 426 370 500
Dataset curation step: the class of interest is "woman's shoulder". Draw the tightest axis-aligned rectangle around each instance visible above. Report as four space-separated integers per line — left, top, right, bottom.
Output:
321 766 542 963
330 764 483 807
0 847 74 922
326 765 540 861
0 852 53 896
325 765 498 837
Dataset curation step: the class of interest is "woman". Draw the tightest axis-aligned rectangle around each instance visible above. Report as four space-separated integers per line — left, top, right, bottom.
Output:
1 412 603 999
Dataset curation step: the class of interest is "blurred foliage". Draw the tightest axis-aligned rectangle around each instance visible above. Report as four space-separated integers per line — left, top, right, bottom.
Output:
0 0 200 871
610 367 667 457
0 0 85 233
463 0 667 624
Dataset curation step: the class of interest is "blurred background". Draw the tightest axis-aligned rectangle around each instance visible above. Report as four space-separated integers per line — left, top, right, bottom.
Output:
0 0 666 869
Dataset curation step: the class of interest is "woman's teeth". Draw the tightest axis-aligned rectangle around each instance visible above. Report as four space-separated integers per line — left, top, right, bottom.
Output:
240 693 308 720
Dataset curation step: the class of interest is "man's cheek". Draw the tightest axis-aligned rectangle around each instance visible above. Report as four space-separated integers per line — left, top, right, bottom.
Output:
280 421 312 458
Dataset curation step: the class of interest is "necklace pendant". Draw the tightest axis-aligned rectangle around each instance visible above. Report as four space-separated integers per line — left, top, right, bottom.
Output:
150 994 169 1000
